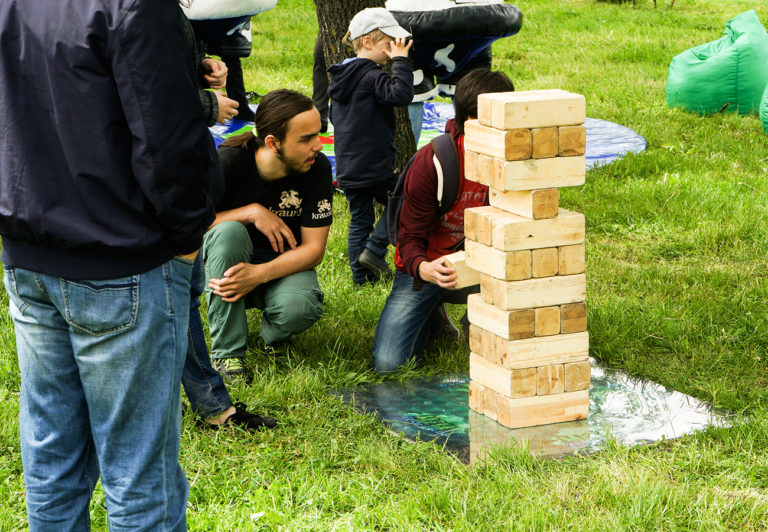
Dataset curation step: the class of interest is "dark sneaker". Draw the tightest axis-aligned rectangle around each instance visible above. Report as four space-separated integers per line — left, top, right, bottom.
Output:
213 357 249 383
200 403 277 432
431 303 460 339
358 248 394 279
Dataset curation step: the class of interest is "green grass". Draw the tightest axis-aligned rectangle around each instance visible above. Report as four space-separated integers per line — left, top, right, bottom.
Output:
4 0 768 529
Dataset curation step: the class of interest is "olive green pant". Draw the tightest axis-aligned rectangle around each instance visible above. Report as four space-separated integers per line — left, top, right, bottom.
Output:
203 221 324 359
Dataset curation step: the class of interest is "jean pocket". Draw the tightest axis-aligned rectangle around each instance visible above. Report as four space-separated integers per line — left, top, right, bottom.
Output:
60 276 139 336
2 267 31 314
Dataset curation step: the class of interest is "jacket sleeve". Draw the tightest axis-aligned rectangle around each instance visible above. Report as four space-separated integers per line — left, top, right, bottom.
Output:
199 88 219 127
398 143 439 279
370 56 414 106
110 0 216 254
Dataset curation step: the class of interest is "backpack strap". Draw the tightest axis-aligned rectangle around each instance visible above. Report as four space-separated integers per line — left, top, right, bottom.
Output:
430 133 460 216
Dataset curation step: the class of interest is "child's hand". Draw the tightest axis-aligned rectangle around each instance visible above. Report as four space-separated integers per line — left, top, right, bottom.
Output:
201 58 227 89
384 37 413 60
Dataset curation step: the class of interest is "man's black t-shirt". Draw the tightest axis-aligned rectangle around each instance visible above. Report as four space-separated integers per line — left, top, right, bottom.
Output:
216 143 333 249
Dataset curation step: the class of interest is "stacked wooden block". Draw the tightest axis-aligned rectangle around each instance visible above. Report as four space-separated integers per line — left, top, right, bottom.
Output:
463 89 590 429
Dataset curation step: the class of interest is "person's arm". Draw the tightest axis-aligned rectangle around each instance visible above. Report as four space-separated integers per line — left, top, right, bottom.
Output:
210 204 297 253
208 225 330 302
111 1 215 254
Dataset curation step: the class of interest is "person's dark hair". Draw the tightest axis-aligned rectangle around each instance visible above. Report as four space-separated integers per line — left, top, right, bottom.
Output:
221 89 315 148
453 69 515 135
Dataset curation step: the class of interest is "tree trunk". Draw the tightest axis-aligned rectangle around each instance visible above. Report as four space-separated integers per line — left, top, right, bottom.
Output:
314 0 417 172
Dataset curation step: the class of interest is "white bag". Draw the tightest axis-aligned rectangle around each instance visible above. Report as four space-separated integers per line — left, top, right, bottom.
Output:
182 0 278 21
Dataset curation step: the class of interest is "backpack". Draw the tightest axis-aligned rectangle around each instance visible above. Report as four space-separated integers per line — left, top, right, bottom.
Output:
387 133 461 246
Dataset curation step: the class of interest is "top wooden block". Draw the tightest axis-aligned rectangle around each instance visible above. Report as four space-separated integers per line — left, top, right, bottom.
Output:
478 90 586 130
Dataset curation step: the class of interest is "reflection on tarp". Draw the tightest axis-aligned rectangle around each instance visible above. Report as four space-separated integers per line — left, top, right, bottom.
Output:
209 102 648 176
331 359 732 463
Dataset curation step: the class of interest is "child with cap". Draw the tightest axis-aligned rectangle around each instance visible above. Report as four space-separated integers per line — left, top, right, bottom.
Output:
328 7 414 286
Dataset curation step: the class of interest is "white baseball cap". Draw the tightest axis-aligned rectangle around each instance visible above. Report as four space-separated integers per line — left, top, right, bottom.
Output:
348 8 411 41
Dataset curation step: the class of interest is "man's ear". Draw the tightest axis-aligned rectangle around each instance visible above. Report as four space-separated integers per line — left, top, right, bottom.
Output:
263 134 280 153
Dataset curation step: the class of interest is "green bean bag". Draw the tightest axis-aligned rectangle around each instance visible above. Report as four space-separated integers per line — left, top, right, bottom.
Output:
761 83 768 133
666 9 768 115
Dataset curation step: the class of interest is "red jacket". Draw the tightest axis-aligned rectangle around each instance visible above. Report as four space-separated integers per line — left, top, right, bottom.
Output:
394 119 488 281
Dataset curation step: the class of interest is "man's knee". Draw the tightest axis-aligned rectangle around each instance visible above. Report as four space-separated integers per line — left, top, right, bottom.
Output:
266 288 324 335
204 221 251 258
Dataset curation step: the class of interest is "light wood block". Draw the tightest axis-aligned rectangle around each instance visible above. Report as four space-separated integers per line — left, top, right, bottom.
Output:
464 120 532 161
464 208 479 241
492 156 585 192
478 90 586 130
496 390 589 429
559 244 585 275
465 240 531 281
468 380 484 414
560 302 587 334
531 247 559 278
464 206 508 246
489 188 559 220
480 274 495 304
482 384 498 421
535 306 560 337
565 360 591 392
477 154 494 186
466 207 585 252
531 127 559 159
496 331 590 370
537 364 565 395
467 294 534 340
470 353 537 399
559 125 586 156
490 274 586 311
464 149 478 183
444 251 480 289
469 324 498 364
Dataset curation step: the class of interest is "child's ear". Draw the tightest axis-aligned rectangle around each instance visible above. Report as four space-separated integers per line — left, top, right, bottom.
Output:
362 35 373 49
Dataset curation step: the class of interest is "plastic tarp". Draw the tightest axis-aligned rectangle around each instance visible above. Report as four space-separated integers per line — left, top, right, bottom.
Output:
666 9 768 115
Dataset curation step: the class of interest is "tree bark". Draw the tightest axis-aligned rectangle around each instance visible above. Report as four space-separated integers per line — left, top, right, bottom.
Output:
314 0 417 172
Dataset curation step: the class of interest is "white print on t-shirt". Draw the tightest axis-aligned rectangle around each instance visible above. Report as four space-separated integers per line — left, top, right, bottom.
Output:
312 198 332 220
279 190 302 209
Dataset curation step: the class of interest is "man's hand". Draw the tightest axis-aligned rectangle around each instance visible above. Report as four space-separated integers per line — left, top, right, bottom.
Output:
201 58 227 89
418 256 457 288
214 91 239 123
208 262 266 302
246 203 297 253
384 37 413 60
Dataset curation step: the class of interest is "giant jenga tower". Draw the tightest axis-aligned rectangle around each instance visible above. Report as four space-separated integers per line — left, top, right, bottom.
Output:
463 89 589 429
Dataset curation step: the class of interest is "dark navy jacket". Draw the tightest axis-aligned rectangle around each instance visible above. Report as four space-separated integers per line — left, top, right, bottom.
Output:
328 56 413 189
0 0 217 280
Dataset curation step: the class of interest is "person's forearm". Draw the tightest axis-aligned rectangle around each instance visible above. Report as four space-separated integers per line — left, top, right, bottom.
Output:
252 242 325 284
209 204 259 229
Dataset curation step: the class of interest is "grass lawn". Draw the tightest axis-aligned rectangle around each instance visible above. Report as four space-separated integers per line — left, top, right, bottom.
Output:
4 0 768 529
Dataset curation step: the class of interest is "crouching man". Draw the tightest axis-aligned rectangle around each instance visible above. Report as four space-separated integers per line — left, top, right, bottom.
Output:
205 90 333 380
372 69 515 373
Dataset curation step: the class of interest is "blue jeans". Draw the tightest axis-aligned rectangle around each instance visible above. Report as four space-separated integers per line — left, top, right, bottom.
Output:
372 271 447 373
4 259 192 531
408 102 424 143
344 178 393 284
182 255 232 419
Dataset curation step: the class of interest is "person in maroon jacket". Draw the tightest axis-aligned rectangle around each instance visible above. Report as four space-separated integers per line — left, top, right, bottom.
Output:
372 69 515 373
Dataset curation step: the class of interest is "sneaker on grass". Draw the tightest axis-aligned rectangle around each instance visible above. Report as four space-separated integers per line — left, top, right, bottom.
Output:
198 403 277 432
213 357 249 383
358 248 394 279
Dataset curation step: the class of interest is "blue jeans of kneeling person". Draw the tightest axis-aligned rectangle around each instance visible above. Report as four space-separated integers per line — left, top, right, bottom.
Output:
204 221 324 359
4 258 192 531
343 178 393 285
372 270 451 373
182 254 232 419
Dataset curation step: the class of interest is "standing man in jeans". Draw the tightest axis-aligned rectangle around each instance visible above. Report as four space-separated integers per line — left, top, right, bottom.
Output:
0 0 216 530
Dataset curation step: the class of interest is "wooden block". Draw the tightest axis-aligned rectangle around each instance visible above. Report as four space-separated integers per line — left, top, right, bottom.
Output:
464 206 508 246
496 390 589 429
465 240 531 281
492 156 585 192
559 125 586 156
470 354 537 399
477 89 570 127
531 248 559 278
476 154 494 186
564 360 591 392
496 331 590 370
560 302 587 334
482 385 498 421
478 90 586 130
559 244 585 275
465 149 479 183
531 127 559 159
469 324 497 363
535 306 560 337
490 274 586 311
537 364 565 395
491 208 585 252
468 380 484 414
489 188 559 220
480 274 495 304
444 251 480 289
467 294 534 340
464 209 479 241
464 120 532 161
